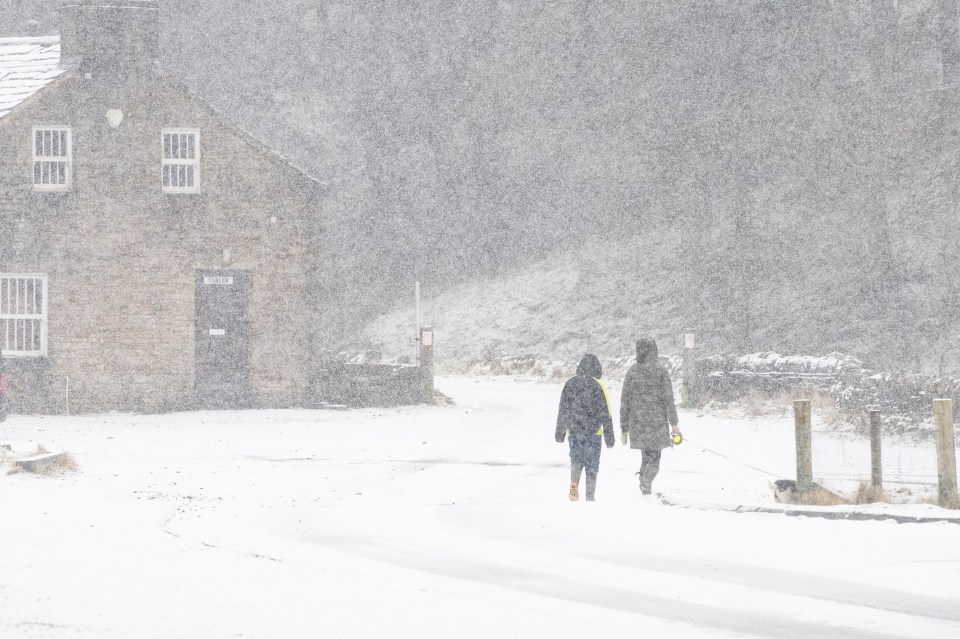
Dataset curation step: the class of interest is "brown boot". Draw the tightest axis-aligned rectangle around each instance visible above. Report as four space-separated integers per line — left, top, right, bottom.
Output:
569 482 579 501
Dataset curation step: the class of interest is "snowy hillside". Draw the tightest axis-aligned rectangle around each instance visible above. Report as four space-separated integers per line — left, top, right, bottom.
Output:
362 229 938 377
363 230 686 374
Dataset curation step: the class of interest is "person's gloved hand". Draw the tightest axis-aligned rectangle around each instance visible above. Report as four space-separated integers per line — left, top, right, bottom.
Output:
621 432 628 446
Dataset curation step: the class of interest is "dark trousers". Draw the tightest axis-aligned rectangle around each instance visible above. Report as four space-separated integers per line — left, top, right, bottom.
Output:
568 434 602 474
569 434 602 501
570 463 598 501
637 449 662 494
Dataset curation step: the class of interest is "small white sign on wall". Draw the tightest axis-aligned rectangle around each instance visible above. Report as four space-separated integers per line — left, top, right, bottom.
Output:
204 276 234 285
209 328 225 336
421 330 433 347
684 333 695 349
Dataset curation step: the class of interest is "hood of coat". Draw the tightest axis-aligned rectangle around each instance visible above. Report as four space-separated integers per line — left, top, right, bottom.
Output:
636 338 659 365
576 353 602 378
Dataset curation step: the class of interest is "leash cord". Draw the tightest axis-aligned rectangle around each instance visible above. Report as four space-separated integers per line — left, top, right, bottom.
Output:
682 437 782 479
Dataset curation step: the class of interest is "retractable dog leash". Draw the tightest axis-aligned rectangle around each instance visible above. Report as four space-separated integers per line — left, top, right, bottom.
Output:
681 435 781 478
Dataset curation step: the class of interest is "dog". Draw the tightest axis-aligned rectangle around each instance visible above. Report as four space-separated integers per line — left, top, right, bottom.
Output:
770 479 799 503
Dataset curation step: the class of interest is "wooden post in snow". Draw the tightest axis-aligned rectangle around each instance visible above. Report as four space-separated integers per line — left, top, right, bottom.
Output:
415 281 421 365
869 410 883 492
933 399 959 509
682 331 696 407
419 327 434 404
794 399 812 492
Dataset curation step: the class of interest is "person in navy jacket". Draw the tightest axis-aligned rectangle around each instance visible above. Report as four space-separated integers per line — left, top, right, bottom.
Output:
555 353 615 501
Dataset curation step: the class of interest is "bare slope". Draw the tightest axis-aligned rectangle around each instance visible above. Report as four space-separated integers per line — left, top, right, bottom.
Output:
363 227 958 376
364 229 693 371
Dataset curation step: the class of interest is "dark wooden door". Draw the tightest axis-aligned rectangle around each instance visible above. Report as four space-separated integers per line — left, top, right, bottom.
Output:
195 270 251 409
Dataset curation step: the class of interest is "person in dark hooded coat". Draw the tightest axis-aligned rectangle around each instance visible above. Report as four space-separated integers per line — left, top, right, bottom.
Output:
555 354 615 501
620 337 680 495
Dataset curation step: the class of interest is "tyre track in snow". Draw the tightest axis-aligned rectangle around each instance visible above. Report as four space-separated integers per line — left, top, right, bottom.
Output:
308 531 953 639
562 549 960 623
230 456 960 636
152 458 960 639
171 508 917 639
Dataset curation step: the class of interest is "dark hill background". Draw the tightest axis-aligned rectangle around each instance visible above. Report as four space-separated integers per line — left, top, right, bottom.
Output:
3 1 960 373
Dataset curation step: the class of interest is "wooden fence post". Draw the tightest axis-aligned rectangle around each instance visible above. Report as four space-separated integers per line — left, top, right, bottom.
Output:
933 399 958 509
419 327 434 404
794 400 812 492
869 410 883 491
682 331 696 406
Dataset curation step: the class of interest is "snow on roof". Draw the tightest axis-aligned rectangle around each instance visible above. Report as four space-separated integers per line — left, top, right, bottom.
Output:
0 36 64 121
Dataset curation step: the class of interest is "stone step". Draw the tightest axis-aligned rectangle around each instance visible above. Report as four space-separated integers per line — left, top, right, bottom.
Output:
16 452 67 473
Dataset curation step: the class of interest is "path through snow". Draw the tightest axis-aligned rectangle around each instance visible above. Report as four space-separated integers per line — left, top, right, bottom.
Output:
1 376 958 638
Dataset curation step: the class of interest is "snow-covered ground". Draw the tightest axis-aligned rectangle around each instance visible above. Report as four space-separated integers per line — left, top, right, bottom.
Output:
1 376 958 638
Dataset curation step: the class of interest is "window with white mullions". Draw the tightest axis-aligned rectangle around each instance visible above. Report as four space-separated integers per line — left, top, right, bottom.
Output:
0 274 48 357
32 126 72 191
161 129 200 193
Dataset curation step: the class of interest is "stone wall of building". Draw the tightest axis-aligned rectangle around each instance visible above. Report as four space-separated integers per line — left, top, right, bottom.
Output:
0 69 323 413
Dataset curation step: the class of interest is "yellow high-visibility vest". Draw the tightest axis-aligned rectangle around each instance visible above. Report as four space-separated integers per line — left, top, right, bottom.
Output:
593 377 611 435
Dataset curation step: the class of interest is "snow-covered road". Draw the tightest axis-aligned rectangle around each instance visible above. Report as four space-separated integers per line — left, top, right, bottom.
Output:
1 376 958 638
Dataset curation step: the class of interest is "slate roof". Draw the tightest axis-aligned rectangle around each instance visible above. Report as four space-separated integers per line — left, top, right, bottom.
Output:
0 36 64 121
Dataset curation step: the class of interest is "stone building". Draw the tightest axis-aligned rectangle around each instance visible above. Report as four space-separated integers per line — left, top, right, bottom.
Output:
0 1 325 413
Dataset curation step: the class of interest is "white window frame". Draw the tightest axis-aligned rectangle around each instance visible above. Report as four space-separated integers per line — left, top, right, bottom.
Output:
161 129 200 193
0 274 48 358
32 126 72 191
